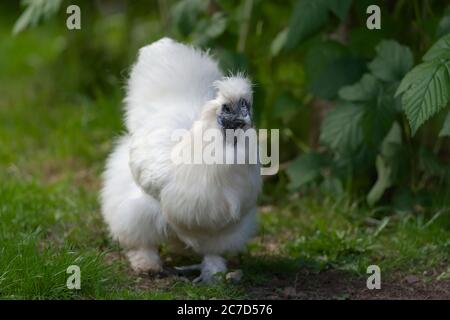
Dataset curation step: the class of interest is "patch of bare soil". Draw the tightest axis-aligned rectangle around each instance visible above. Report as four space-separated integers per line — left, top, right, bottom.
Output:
104 251 450 299
247 269 450 300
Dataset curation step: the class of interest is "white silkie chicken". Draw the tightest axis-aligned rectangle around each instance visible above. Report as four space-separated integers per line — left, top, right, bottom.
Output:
101 38 262 283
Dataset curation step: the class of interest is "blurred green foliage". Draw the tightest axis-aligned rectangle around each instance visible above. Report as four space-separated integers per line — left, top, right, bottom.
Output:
3 0 450 211
0 0 449 299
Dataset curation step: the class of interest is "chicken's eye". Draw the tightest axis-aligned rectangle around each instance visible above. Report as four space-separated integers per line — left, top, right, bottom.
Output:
239 98 250 110
222 104 231 113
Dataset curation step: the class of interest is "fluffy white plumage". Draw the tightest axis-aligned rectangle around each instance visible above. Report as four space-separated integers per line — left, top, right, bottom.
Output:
101 38 262 283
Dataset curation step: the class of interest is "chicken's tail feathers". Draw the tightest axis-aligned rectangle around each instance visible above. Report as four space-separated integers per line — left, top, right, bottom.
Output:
125 38 223 132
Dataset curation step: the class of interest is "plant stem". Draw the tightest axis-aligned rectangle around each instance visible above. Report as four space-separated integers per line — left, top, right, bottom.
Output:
158 0 169 32
237 0 253 53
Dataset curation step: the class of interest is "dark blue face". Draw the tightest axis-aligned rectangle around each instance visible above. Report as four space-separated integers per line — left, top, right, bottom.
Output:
217 98 251 129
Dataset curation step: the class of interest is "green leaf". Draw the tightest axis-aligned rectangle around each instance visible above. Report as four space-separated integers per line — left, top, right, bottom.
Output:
436 5 450 38
439 110 450 136
380 122 409 183
320 101 364 154
368 40 414 82
285 0 328 50
320 72 399 163
339 73 397 148
348 26 385 57
309 56 366 99
366 122 402 206
339 74 381 101
192 12 228 46
396 36 450 134
171 0 207 37
287 153 325 189
13 4 35 35
204 13 227 39
305 40 347 77
423 34 450 61
326 0 353 21
367 155 392 206
271 29 288 57
398 60 450 135
273 94 302 122
395 62 436 96
361 87 397 147
305 41 348 98
380 122 403 155
13 0 62 35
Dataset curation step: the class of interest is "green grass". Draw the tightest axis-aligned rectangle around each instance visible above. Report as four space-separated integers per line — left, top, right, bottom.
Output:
0 18 449 300
258 198 450 275
1 171 448 299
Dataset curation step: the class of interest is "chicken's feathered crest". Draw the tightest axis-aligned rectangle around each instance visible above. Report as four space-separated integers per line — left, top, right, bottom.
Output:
213 74 253 104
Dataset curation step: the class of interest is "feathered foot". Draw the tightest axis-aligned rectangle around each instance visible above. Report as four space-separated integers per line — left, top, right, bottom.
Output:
175 255 227 284
127 247 162 274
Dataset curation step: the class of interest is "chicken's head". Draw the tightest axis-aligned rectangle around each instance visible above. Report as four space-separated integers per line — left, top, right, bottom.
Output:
213 76 253 130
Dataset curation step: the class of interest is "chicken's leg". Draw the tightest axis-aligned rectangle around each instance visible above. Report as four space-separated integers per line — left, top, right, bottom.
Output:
175 255 227 284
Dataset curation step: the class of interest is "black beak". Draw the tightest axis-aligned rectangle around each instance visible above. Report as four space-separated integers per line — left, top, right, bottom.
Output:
218 115 247 129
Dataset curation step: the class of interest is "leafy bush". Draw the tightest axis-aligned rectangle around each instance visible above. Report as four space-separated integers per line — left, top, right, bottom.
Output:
282 1 450 209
